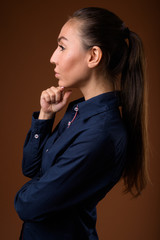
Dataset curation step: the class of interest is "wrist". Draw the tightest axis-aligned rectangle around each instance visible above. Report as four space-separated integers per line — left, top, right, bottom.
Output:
38 110 55 120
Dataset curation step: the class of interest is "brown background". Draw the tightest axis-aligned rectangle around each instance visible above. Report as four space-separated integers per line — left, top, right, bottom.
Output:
1 0 160 239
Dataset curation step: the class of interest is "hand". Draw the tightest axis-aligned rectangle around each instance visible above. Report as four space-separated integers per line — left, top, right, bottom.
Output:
39 86 72 119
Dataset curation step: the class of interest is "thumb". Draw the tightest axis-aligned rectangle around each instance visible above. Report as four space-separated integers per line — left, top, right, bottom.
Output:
62 90 72 105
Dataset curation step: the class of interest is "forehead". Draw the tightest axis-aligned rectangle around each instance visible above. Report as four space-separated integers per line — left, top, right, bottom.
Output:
58 19 81 42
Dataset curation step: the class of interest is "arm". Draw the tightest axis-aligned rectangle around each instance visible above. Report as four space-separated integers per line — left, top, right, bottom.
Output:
22 86 72 178
15 129 126 222
22 112 55 178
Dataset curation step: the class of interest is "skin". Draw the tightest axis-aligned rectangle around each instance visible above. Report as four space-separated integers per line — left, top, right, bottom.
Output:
39 19 114 120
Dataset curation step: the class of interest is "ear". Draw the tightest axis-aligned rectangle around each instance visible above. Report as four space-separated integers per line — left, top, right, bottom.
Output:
87 46 102 68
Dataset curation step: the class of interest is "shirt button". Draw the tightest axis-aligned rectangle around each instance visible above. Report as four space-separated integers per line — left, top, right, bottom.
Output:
34 134 39 139
74 106 79 112
46 149 49 152
68 121 71 127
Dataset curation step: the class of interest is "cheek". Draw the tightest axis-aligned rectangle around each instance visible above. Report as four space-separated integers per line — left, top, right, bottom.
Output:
62 53 80 72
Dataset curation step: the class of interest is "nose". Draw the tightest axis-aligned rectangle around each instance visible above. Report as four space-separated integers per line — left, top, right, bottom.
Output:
50 48 57 65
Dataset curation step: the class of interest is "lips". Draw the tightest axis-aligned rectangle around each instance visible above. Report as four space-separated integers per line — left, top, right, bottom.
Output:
54 69 60 78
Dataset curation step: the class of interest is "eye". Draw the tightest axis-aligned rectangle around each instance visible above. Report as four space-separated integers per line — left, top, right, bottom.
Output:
58 45 65 51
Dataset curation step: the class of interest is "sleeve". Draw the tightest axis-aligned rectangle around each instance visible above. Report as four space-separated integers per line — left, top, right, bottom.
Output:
14 128 124 222
22 112 55 178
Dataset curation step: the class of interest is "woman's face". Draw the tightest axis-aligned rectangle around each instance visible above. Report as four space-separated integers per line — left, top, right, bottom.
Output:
50 20 91 88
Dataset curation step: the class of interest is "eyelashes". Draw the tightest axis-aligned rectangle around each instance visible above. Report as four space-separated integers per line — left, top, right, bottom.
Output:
58 45 65 51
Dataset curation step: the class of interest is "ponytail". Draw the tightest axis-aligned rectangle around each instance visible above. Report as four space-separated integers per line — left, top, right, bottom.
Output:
121 31 148 197
71 7 149 197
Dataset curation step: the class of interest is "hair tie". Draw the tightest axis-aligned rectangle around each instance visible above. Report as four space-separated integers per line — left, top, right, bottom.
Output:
123 27 130 39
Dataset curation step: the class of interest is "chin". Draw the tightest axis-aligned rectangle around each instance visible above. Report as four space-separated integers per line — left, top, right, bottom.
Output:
58 80 67 87
58 78 80 89
58 80 72 88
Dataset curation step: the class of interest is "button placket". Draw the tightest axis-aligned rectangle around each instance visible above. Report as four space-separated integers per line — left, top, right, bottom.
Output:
67 105 79 128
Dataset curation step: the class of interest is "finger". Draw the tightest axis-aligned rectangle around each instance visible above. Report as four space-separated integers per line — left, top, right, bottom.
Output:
51 87 62 103
59 86 64 91
46 88 56 103
62 90 72 105
60 87 65 98
41 91 51 103
57 86 65 97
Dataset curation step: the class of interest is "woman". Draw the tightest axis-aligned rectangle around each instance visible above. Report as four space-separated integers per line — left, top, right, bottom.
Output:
15 7 148 240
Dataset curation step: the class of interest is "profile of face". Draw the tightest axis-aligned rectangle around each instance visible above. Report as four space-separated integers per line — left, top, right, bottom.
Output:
50 20 92 88
50 19 102 89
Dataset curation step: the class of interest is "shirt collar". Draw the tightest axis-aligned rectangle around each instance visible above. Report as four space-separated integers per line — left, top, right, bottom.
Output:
70 91 120 120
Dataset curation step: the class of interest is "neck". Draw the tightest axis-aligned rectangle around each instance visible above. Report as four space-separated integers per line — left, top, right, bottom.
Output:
79 74 114 100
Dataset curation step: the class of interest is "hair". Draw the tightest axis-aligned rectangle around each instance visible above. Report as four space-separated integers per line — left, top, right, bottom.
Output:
70 7 149 197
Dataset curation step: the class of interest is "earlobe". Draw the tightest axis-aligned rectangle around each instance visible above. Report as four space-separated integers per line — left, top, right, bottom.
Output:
88 46 102 68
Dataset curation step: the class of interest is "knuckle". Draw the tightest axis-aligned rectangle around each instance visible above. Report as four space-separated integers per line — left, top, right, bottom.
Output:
46 88 51 93
43 91 48 97
51 86 56 91
43 92 50 100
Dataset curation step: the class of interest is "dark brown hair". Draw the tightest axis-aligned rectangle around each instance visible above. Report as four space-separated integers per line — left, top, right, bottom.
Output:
71 7 148 197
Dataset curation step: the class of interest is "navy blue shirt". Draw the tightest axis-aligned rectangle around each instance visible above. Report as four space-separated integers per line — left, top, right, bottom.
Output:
15 91 128 240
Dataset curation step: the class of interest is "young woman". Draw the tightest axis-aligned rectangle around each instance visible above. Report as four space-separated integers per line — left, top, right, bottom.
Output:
15 7 148 240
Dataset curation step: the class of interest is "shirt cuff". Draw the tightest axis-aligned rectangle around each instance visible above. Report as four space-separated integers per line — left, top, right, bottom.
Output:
31 112 55 134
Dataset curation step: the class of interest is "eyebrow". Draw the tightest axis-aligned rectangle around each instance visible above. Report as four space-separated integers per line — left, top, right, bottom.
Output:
57 36 68 43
